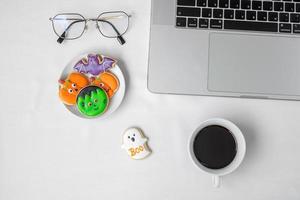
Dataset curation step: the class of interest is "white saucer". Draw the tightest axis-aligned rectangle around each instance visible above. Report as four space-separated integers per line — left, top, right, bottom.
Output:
59 53 126 119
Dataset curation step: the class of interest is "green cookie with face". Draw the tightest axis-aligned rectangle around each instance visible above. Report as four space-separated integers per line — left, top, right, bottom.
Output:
76 86 109 117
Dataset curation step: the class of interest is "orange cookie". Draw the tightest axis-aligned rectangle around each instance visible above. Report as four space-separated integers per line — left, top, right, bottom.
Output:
91 72 119 98
59 72 90 105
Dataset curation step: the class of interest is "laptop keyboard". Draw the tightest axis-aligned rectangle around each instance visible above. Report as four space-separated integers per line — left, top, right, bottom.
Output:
176 0 300 34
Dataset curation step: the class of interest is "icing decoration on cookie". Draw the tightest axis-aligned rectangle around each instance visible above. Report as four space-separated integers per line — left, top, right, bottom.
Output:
59 72 89 105
73 54 116 76
121 128 151 160
91 72 119 98
76 86 109 117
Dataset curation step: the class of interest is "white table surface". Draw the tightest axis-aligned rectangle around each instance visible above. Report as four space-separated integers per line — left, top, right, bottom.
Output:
1 0 300 199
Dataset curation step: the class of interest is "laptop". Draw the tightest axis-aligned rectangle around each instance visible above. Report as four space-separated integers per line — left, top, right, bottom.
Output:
148 0 300 100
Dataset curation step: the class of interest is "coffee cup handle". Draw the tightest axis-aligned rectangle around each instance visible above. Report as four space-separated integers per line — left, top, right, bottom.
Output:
212 175 220 188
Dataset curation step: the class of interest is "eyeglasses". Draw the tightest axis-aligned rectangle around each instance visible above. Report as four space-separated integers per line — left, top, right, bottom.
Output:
49 11 130 45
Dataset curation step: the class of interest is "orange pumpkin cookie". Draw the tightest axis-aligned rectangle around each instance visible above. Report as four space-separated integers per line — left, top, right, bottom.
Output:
91 72 119 98
59 72 90 105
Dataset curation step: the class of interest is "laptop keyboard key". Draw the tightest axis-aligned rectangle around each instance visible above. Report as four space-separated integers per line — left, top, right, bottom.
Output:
224 9 234 19
213 9 223 18
210 19 223 29
263 1 273 11
241 0 251 9
293 24 300 33
236 10 246 19
247 11 257 20
297 4 300 12
219 0 229 8
230 0 240 8
199 18 209 28
279 13 289 22
224 20 278 32
269 12 278 21
208 0 218 7
258 11 267 21
176 17 187 27
202 8 212 17
197 0 207 7
291 13 300 23
285 3 295 12
279 23 292 33
274 2 284 11
177 7 201 17
177 0 195 6
188 18 198 27
252 1 262 10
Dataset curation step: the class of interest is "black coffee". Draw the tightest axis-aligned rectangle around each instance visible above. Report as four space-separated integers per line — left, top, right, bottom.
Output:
193 125 237 169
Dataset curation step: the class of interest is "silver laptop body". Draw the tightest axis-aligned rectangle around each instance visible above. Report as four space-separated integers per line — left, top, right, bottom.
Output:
148 0 300 100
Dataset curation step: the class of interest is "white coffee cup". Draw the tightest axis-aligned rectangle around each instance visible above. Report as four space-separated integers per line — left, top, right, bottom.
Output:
188 118 246 187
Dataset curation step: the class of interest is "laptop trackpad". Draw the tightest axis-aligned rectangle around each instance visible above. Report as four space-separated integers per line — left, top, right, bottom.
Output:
208 33 300 96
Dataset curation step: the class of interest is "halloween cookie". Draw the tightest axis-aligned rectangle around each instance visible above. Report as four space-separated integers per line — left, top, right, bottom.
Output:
59 72 90 105
73 54 117 76
91 72 119 98
121 128 151 160
76 86 109 117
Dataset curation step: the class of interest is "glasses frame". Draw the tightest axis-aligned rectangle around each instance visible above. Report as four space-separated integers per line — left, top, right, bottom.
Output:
49 11 130 45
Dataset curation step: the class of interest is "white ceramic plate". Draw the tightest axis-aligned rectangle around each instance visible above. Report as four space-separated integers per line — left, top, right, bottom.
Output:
59 53 126 119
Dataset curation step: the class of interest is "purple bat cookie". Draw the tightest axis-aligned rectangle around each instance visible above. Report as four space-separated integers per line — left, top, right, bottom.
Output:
74 54 116 76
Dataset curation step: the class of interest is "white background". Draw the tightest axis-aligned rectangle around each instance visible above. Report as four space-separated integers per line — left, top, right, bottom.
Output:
1 0 300 199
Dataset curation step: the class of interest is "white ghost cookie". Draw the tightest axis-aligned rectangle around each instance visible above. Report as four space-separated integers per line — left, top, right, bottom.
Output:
121 128 151 160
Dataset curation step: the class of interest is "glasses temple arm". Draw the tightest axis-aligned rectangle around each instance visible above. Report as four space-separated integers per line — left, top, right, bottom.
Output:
97 19 126 45
98 14 130 21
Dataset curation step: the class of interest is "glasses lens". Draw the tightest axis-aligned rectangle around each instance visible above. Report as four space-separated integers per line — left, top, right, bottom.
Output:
97 12 129 38
52 14 85 39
